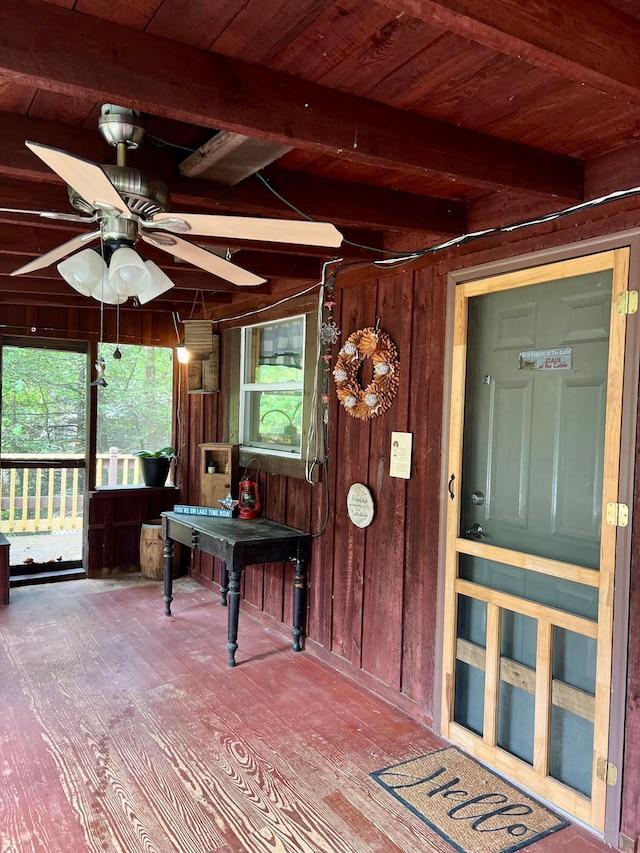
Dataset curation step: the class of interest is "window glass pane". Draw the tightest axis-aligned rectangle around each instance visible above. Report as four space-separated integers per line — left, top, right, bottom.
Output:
241 317 305 457
243 390 302 452
244 318 304 383
95 344 173 487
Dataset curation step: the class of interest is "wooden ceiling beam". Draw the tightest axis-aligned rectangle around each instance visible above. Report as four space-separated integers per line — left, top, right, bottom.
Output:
0 113 464 235
380 0 640 104
0 0 583 199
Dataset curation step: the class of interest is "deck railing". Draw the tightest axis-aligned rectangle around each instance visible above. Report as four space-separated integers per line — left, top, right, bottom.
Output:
0 450 143 533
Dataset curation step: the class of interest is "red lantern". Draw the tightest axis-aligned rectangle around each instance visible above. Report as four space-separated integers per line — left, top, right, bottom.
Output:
239 476 260 519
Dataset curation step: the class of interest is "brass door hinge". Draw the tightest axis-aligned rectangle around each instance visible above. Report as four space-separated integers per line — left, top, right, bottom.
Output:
616 291 638 315
596 757 618 786
606 502 629 527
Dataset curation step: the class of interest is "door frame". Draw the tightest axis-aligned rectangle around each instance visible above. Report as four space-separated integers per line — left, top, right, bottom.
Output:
435 231 640 845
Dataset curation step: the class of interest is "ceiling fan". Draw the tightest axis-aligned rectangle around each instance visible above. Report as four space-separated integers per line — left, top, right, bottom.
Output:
0 105 343 304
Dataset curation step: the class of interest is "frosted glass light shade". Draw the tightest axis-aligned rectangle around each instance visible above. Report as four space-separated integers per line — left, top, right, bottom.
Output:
91 277 128 305
137 260 175 305
57 249 107 296
108 247 151 295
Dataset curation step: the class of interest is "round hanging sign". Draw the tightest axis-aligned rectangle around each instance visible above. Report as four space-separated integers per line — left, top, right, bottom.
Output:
346 483 375 528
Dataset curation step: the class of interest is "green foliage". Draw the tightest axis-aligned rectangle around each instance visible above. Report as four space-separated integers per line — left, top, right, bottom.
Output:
1 343 173 457
1 346 86 454
134 446 176 459
96 344 173 454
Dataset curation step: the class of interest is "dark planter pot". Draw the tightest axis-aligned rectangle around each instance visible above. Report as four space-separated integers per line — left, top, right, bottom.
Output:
141 457 171 488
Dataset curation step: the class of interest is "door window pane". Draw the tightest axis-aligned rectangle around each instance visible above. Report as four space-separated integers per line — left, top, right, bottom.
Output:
548 627 595 796
459 554 598 620
497 611 537 764
549 707 593 797
454 595 486 735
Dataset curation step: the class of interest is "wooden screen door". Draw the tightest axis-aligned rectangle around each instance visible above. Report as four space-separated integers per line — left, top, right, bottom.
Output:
441 249 630 831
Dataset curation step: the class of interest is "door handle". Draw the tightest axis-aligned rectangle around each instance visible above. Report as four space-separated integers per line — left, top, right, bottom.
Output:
465 523 487 540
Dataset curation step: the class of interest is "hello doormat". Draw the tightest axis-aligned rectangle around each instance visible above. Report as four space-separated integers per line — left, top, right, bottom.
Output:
371 747 569 853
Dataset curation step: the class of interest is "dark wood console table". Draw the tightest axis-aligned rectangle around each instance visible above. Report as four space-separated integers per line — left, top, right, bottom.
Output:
161 512 311 666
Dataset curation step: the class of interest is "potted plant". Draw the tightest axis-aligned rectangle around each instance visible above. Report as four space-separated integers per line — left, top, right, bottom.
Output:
134 446 176 487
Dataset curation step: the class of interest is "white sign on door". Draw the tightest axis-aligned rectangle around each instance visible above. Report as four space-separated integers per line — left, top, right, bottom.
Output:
518 347 573 371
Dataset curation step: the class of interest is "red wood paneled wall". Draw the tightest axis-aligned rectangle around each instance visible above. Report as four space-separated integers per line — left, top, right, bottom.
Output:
85 486 179 577
180 267 444 724
175 199 640 841
0 303 176 348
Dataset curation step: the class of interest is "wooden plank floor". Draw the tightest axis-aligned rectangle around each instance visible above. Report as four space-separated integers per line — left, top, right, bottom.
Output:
0 576 612 853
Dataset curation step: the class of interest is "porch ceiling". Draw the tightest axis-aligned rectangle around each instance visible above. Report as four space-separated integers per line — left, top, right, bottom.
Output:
1 0 640 315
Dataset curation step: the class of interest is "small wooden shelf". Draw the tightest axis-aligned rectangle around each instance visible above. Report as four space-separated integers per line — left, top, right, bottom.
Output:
199 443 239 508
187 348 219 394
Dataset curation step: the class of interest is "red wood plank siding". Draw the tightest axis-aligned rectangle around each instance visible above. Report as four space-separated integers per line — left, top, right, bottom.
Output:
401 266 445 717
175 200 640 838
85 486 179 577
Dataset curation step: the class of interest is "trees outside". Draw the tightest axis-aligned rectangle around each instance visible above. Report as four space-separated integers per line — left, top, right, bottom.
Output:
1 342 173 535
1 343 173 456
96 344 173 455
1 346 87 455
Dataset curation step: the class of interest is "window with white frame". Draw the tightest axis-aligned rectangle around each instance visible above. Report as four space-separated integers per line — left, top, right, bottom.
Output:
239 316 305 457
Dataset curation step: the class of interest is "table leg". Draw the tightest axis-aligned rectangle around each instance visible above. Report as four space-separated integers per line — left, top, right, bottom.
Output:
163 536 174 616
226 569 241 667
291 555 307 652
220 562 229 606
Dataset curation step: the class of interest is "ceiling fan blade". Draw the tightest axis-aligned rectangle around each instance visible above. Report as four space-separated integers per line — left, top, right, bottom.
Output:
10 230 101 276
148 212 343 248
0 206 97 223
141 232 266 287
25 141 129 216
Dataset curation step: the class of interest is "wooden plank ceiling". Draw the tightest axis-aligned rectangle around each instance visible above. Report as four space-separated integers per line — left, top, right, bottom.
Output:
1 0 640 315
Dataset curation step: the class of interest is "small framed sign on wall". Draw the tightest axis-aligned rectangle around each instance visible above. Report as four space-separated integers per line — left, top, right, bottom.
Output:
390 432 412 479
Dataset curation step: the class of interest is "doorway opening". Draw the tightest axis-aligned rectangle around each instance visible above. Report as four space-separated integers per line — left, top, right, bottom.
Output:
1 339 88 582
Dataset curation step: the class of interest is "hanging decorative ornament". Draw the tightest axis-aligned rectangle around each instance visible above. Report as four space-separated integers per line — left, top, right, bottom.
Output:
320 277 340 417
91 356 108 387
333 324 399 419
113 299 122 360
320 319 341 346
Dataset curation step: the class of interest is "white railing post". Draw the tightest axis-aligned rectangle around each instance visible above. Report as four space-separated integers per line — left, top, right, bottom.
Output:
108 446 119 486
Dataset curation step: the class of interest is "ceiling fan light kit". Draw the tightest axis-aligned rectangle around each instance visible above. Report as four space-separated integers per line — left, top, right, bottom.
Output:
108 246 152 296
57 248 105 297
3 104 343 305
139 261 175 304
57 246 175 305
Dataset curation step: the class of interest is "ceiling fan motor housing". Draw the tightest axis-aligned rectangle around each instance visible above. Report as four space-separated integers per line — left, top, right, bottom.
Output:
68 165 170 219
